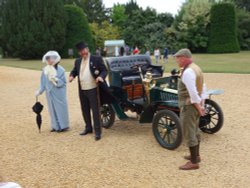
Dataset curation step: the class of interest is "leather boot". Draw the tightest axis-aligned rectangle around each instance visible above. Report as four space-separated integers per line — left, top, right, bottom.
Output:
184 142 201 162
179 145 199 170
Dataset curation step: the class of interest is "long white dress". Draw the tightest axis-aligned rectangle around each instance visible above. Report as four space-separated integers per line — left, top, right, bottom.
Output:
38 65 69 131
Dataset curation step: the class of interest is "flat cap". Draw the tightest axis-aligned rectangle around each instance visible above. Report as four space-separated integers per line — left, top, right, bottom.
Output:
174 48 192 58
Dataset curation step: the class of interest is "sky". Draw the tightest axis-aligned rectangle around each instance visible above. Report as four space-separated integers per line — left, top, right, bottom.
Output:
103 0 186 15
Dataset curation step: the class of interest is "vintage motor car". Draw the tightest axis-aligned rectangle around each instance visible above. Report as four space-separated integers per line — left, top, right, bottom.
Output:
101 55 224 150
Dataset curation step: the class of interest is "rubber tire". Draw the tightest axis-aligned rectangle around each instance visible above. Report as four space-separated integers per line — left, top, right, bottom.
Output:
199 99 224 134
101 104 115 129
153 110 182 150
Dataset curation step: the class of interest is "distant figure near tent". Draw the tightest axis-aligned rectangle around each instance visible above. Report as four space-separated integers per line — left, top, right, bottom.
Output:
35 51 69 133
154 47 160 64
120 46 125 56
115 46 119 57
133 46 140 55
145 48 150 56
163 47 169 63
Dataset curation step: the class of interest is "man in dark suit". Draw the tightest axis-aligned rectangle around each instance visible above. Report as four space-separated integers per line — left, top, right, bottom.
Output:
69 41 113 141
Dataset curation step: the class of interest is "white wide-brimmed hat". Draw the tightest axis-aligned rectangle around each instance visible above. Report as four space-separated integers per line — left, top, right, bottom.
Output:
42 51 61 65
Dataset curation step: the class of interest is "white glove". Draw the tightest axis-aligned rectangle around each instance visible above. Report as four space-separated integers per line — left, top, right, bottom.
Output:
35 90 40 97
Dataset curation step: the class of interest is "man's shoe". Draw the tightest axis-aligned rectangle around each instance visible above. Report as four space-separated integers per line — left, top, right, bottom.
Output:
179 161 199 170
50 129 56 132
95 135 101 141
80 129 93 136
184 155 201 163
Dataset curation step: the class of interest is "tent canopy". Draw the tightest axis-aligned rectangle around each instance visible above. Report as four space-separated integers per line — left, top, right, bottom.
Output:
104 40 125 57
104 40 125 47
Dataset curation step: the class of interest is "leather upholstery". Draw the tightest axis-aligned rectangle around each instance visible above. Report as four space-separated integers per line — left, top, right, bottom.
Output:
105 55 163 86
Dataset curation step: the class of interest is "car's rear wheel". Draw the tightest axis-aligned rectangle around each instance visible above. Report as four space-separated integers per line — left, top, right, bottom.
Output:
199 99 224 134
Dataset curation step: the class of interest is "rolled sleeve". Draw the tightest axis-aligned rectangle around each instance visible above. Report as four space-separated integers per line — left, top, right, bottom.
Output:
182 68 201 104
201 83 208 100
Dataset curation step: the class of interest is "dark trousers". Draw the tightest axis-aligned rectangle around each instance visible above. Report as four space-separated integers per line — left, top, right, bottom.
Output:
79 88 101 136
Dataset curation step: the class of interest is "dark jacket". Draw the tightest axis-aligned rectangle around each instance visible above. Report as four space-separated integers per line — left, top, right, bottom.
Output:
70 55 114 104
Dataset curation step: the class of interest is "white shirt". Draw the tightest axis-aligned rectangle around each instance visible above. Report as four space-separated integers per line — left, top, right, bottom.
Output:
182 68 208 104
80 56 97 90
115 46 119 57
154 49 160 56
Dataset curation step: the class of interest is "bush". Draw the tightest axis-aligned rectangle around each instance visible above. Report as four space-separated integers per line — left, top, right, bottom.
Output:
208 3 240 53
237 8 250 50
61 5 95 58
1 0 66 59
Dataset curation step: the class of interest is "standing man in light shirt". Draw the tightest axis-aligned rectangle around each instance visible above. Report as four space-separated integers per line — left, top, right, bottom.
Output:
69 41 113 141
154 47 160 64
174 48 207 170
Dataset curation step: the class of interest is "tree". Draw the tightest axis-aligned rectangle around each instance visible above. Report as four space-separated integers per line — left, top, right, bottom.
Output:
157 13 174 28
166 0 212 53
90 21 120 48
208 2 240 53
1 0 66 59
124 0 140 16
111 4 128 29
143 22 167 50
121 6 173 51
236 8 250 49
63 0 107 24
61 5 94 57
232 0 250 11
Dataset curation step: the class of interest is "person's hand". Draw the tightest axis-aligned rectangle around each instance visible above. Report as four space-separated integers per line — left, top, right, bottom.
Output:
199 106 206 116
96 76 104 83
35 90 40 97
69 76 74 83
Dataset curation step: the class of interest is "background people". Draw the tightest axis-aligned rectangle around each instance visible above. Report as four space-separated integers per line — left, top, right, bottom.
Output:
163 47 169 63
154 47 160 64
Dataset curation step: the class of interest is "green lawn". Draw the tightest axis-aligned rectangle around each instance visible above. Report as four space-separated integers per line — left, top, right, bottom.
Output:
160 51 250 74
0 51 250 74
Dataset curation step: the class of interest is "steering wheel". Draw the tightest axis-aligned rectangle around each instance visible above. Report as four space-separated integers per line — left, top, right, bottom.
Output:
130 64 152 72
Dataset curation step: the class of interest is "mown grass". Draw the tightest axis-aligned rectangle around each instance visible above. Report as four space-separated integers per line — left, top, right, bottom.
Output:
160 51 250 74
0 51 249 74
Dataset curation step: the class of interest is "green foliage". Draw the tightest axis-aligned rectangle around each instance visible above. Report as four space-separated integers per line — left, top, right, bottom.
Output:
208 2 240 53
63 0 107 24
61 5 94 58
90 21 120 48
2 0 66 59
142 22 168 52
237 8 250 50
122 7 173 50
166 0 212 53
233 0 250 11
158 13 174 28
111 4 128 29
124 0 140 16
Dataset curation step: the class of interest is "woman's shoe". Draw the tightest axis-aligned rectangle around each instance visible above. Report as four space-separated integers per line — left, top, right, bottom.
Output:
57 128 69 133
61 127 69 132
